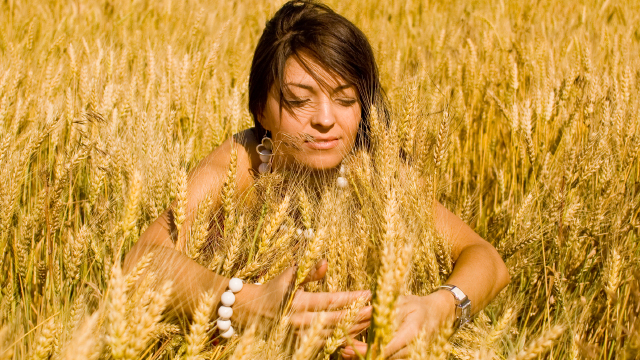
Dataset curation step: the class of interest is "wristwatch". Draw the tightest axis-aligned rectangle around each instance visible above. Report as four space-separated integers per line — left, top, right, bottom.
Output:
438 284 471 330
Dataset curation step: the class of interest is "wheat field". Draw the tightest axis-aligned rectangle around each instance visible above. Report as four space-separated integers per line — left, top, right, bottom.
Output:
0 0 639 359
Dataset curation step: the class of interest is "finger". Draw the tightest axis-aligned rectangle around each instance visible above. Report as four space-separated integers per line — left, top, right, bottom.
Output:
290 336 328 355
290 305 371 332
300 259 328 285
383 323 421 358
271 265 297 286
342 339 368 359
346 320 370 336
289 306 370 330
316 322 370 354
293 327 333 340
341 347 357 360
343 305 372 328
388 347 411 360
340 350 358 360
289 310 345 329
294 290 371 311
353 306 373 324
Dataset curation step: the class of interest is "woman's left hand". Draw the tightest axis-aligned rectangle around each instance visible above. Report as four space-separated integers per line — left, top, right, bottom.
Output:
340 290 455 359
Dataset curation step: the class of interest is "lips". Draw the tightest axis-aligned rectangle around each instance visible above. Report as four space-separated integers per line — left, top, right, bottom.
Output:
304 137 340 150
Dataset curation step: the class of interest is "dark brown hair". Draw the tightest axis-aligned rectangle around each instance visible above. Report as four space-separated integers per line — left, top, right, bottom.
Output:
248 0 388 150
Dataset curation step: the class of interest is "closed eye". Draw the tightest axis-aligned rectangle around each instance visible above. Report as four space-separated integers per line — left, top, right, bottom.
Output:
286 98 310 107
336 98 357 106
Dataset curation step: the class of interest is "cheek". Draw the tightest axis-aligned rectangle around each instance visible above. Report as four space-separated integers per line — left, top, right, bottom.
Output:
276 112 306 134
262 101 300 134
340 107 362 140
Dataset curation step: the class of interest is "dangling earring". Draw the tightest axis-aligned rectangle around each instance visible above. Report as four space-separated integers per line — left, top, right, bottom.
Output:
256 134 273 174
336 164 348 188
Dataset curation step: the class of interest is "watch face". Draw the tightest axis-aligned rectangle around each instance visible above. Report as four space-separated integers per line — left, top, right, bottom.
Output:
450 287 467 302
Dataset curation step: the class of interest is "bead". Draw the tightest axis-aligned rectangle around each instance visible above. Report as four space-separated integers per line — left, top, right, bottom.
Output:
221 291 235 306
303 228 315 240
228 278 243 293
217 318 231 331
259 151 272 163
256 138 273 175
262 137 273 150
218 306 233 319
220 326 235 338
254 282 262 285
296 228 303 236
258 162 270 174
256 144 273 163
336 176 348 188
339 164 346 175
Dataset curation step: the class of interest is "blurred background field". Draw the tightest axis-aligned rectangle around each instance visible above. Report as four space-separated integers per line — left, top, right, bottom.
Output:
0 0 639 359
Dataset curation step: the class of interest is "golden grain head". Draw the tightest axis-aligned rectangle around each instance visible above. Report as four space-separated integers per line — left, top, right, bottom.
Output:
0 0 638 358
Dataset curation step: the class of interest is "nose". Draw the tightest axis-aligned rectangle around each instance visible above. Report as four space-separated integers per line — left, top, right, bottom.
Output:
309 98 336 130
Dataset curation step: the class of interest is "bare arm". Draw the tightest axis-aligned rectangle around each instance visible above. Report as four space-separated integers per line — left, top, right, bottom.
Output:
433 200 510 316
124 242 232 320
123 132 255 319
344 200 510 359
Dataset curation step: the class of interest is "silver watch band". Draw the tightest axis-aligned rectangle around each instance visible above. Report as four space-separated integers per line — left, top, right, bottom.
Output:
438 284 471 330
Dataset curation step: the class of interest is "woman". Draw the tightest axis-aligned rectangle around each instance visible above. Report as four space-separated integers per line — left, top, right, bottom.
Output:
123 1 510 358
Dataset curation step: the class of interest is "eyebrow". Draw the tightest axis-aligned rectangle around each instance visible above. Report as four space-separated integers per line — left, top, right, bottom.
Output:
285 83 354 94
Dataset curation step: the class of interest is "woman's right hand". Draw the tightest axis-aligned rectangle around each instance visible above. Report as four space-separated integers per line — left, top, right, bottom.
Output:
232 259 372 339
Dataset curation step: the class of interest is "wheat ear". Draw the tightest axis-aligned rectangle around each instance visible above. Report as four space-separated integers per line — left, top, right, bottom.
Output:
292 313 326 360
229 324 258 360
509 325 565 360
185 289 217 360
323 296 368 358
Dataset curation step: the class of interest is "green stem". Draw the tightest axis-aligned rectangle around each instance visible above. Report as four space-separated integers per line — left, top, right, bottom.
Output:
247 202 267 263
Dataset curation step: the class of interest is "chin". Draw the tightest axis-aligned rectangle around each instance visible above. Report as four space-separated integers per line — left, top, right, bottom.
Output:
297 154 343 170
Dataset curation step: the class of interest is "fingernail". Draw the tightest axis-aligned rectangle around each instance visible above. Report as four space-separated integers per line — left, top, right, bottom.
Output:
342 348 355 356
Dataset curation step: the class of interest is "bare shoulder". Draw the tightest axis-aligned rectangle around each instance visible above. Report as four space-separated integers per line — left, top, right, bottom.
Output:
190 128 259 191
131 129 260 251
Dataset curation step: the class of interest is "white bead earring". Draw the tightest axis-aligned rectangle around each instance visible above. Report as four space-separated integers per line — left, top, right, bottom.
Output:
256 136 273 174
337 164 348 188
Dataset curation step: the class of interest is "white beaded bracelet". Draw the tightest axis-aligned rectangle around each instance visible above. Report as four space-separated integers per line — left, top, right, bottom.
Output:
217 277 244 339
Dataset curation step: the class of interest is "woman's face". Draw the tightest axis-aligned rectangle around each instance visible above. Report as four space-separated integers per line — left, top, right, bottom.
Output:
259 55 362 170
